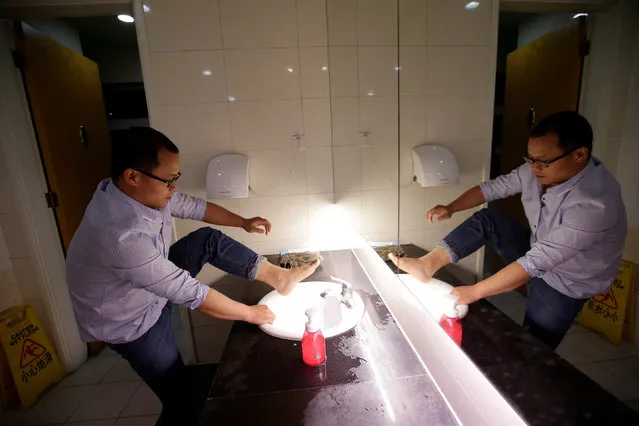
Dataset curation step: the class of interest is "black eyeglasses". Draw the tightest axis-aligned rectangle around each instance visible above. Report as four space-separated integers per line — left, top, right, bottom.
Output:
135 169 181 188
523 148 579 169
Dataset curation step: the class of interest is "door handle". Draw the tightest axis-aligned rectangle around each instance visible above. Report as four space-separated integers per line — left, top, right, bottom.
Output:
527 107 536 128
79 125 89 147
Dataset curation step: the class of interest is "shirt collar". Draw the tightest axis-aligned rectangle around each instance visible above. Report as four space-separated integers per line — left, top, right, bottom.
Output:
546 158 596 196
103 179 165 222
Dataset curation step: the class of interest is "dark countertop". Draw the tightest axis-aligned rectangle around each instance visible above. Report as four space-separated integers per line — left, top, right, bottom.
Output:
200 249 457 425
201 246 639 425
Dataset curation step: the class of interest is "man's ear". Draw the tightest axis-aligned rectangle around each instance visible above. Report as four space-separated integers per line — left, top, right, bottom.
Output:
575 147 589 163
122 168 139 186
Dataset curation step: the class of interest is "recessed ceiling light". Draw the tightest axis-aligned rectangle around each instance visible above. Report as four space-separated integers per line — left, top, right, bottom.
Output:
117 14 135 23
367 91 375 97
321 66 328 71
202 69 213 76
465 1 480 9
143 4 151 13
287 67 294 73
228 96 236 102
573 13 588 19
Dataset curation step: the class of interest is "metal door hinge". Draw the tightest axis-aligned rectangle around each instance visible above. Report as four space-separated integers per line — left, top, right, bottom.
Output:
12 50 25 69
45 192 58 209
580 39 591 57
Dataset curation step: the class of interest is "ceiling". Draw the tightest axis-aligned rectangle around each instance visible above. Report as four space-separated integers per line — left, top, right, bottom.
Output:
65 15 137 49
499 12 537 28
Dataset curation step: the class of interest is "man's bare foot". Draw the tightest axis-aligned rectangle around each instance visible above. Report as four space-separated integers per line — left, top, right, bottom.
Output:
388 247 451 283
257 260 321 295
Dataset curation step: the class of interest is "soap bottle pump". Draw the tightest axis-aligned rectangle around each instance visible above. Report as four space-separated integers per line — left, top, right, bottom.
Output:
439 294 462 346
302 306 326 366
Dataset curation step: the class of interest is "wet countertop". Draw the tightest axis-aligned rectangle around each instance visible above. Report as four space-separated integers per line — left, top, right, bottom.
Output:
200 249 457 425
200 246 639 425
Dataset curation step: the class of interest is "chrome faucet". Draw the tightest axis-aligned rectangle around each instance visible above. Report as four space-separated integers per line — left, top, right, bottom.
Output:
329 276 354 309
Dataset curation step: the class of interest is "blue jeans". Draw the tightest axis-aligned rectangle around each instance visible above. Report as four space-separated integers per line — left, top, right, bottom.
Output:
439 208 588 350
109 227 263 425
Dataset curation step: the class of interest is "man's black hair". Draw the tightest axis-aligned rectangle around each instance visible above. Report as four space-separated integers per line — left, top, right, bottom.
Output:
111 127 179 180
530 111 593 156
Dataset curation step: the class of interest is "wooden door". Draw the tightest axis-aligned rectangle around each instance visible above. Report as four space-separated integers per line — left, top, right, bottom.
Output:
16 23 111 253
492 18 587 277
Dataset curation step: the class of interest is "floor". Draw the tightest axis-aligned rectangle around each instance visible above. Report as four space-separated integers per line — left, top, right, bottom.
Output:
0 347 160 426
486 290 639 414
3 291 639 425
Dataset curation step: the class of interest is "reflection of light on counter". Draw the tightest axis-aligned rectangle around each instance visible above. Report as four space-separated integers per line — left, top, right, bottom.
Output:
352 245 527 425
359 324 397 422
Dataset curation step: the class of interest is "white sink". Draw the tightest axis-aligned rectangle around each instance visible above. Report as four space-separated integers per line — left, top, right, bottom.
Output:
258 281 366 341
398 274 469 320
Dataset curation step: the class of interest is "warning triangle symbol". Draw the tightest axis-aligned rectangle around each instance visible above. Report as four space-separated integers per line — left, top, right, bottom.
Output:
592 288 618 310
20 338 47 369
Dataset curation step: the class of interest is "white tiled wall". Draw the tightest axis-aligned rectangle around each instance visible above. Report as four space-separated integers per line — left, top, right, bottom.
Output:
142 0 332 258
398 0 497 283
0 147 53 337
140 0 497 258
0 225 22 313
582 0 637 177
328 0 400 243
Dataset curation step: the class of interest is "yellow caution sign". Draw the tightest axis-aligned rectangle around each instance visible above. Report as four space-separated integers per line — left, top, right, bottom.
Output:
577 260 636 345
0 305 65 408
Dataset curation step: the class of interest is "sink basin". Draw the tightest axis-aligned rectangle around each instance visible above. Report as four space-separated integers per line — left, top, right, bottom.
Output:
258 281 366 341
398 274 469 320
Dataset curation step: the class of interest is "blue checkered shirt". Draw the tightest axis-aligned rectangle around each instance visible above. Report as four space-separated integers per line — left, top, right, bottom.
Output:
480 158 627 298
66 179 210 343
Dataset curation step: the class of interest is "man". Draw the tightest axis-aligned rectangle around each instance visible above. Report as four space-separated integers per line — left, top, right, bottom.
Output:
390 111 626 350
66 127 319 425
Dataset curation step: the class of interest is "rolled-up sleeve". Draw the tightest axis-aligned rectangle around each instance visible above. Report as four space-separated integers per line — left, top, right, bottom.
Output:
111 234 209 309
480 166 525 202
170 192 207 221
517 203 612 277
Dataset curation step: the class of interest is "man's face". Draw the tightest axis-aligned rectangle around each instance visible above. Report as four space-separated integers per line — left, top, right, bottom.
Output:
526 133 588 187
124 149 181 209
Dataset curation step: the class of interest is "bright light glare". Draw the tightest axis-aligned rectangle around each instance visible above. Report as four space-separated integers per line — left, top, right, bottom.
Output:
117 14 134 23
306 203 368 252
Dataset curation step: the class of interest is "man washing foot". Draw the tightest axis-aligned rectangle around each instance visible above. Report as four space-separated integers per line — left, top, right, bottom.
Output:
66 127 319 425
390 112 626 350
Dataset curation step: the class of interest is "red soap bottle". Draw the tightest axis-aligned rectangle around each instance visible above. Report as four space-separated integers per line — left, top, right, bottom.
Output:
302 307 326 366
439 295 462 346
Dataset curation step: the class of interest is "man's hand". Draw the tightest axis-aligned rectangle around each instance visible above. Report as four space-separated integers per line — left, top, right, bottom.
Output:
450 285 481 305
246 305 275 325
242 217 272 235
426 205 453 223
